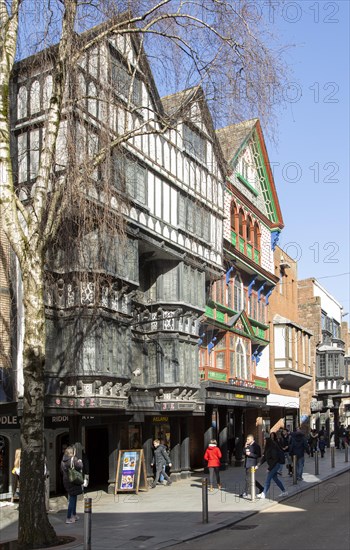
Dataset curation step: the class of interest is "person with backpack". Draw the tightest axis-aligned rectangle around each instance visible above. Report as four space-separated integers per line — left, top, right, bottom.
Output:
239 434 264 498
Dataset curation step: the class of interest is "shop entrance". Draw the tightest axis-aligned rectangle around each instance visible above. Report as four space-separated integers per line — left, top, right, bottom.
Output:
56 432 69 494
153 421 170 448
0 434 10 495
85 426 109 489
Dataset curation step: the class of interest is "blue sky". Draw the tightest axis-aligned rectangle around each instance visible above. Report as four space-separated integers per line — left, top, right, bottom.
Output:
263 0 350 312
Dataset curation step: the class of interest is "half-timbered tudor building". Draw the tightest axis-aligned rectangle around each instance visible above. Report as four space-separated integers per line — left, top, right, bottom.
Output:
198 119 284 464
1 20 226 494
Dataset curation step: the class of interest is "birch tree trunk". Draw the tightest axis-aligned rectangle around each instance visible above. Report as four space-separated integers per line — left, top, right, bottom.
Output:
18 257 58 547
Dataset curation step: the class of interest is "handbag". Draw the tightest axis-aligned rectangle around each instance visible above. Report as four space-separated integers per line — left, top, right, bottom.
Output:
68 458 84 485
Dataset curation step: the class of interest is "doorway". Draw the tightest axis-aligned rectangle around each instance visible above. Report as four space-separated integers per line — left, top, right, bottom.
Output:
85 426 109 489
56 432 69 494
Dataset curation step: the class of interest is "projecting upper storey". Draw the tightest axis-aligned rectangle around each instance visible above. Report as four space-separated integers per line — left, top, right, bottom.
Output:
217 119 284 277
12 19 225 278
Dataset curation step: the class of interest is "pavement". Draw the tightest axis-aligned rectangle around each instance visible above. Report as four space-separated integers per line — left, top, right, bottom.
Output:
1 448 349 550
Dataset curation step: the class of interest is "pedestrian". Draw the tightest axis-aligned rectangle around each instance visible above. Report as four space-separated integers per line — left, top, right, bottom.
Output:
11 448 21 504
289 427 310 481
204 439 222 491
271 431 284 475
281 428 292 476
239 434 263 498
61 446 83 524
308 429 318 457
318 428 327 458
150 439 172 488
258 436 288 499
318 425 328 447
74 441 90 490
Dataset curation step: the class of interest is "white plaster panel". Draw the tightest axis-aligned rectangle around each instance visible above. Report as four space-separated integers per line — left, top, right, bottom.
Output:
147 171 155 214
163 181 170 223
155 177 162 219
170 187 177 226
313 281 343 320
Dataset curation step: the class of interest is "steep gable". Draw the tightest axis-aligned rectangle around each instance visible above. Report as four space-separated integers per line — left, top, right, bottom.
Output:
217 119 283 228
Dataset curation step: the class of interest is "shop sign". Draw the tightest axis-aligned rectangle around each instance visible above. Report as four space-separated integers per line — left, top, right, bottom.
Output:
152 416 169 422
234 394 245 399
208 371 227 381
0 415 20 427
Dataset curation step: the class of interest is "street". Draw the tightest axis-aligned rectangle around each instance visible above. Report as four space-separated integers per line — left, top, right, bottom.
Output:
169 471 350 550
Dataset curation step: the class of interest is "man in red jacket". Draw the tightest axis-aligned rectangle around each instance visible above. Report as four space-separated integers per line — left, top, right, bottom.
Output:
204 439 222 491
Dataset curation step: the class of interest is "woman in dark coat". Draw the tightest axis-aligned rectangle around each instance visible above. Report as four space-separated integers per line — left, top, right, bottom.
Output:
258 436 287 499
61 446 83 524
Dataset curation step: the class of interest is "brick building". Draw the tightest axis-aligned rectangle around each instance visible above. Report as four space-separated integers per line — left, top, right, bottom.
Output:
298 278 349 438
260 246 312 433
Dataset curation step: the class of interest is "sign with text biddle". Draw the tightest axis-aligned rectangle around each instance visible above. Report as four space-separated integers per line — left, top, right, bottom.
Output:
114 449 148 494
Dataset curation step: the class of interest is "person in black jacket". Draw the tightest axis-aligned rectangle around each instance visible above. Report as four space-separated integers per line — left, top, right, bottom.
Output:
151 439 172 488
290 428 310 481
258 435 287 499
61 446 83 524
240 434 264 498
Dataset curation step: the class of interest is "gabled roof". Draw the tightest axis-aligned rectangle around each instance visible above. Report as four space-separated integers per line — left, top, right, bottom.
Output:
216 118 284 228
227 309 256 340
162 86 227 180
216 119 257 163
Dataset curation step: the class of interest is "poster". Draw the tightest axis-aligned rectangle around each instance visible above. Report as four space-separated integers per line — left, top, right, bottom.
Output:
115 449 148 494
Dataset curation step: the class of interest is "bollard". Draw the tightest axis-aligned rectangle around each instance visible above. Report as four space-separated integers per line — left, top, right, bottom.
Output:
331 446 335 468
292 455 297 485
250 467 256 501
84 497 92 550
202 478 208 524
314 450 319 475
345 444 349 463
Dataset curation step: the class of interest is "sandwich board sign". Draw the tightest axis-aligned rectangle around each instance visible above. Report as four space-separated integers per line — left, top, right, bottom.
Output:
115 449 148 494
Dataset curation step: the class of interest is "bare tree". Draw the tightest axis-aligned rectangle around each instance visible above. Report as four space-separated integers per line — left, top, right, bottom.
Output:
0 0 287 547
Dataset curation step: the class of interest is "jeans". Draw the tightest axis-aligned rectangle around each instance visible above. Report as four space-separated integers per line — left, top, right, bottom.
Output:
153 465 171 485
296 456 305 479
159 464 166 482
67 494 77 519
209 467 221 486
263 462 285 495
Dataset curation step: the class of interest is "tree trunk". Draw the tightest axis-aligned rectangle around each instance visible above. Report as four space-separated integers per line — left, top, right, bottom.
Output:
18 258 58 549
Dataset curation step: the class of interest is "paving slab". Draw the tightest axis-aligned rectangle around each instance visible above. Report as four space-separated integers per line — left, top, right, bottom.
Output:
0 449 349 549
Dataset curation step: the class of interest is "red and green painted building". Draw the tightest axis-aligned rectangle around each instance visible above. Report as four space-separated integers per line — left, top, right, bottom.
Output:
199 119 284 464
